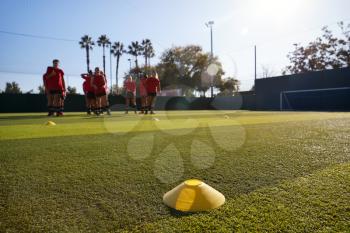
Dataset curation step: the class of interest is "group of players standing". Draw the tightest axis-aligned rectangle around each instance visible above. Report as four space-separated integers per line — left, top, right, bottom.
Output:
123 72 161 114
43 59 161 116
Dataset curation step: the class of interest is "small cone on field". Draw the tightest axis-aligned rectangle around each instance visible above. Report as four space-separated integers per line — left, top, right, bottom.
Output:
46 121 56 126
163 179 225 212
152 117 160 121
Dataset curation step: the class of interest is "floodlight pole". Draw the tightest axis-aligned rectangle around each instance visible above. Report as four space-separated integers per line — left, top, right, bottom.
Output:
206 21 214 98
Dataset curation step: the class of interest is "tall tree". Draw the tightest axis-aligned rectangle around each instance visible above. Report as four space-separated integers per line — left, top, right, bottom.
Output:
217 77 240 96
111 42 125 91
128 41 142 69
156 45 224 96
336 21 350 67
147 45 155 68
97 35 111 74
284 22 350 74
4 82 21 94
38 85 45 94
67 86 77 95
79 35 95 72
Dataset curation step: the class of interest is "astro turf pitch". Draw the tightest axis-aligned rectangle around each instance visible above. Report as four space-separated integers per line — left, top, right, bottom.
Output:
0 111 349 232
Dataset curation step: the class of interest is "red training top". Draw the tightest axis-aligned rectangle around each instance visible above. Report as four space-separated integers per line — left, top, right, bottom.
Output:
92 74 106 89
44 67 65 91
146 77 160 93
139 77 147 96
81 74 94 93
124 80 136 94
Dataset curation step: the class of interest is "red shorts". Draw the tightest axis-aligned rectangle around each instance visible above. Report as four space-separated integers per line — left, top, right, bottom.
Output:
50 90 63 95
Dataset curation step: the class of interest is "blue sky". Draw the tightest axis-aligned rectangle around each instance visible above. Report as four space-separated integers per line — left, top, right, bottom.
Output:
0 0 350 93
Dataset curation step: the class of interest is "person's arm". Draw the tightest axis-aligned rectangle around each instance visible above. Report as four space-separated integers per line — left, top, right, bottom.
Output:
62 77 66 91
81 74 88 80
61 72 66 96
43 75 48 94
103 76 107 86
99 75 106 87
157 80 161 93
61 71 66 90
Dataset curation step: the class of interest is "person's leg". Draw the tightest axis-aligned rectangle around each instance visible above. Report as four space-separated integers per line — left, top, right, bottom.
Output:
144 96 148 113
132 96 137 114
95 96 102 115
88 93 96 114
144 96 151 114
52 94 59 115
89 97 93 114
88 97 92 114
140 97 145 114
100 95 107 115
47 93 54 116
105 95 111 115
85 94 90 114
91 96 97 115
102 95 110 115
149 95 156 114
56 95 61 116
125 96 130 114
88 96 93 114
58 93 64 116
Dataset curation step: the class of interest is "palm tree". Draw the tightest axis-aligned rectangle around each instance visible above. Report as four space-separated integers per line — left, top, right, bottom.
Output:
111 42 125 90
127 41 142 69
141 39 150 69
141 39 156 70
97 35 111 74
79 35 94 72
147 46 155 67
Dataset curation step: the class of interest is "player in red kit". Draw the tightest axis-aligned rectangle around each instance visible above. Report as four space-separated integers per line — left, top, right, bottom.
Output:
124 75 137 114
145 71 161 114
100 71 111 115
43 59 66 116
81 70 94 114
91 67 106 116
139 73 148 114
43 72 53 116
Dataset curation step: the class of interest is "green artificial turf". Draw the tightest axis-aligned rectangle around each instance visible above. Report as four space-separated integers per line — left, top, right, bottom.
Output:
0 111 349 232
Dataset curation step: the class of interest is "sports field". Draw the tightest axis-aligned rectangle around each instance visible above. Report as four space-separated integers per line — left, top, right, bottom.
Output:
0 111 349 232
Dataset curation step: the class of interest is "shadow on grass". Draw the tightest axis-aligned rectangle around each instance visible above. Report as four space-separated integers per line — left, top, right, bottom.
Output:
167 207 201 218
0 114 81 121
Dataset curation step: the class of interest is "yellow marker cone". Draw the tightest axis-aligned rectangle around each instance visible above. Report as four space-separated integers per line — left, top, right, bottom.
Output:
163 179 225 212
45 121 56 126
